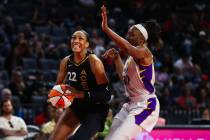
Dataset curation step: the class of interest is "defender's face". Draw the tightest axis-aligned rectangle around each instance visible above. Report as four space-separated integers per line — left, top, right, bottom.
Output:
70 31 89 53
127 26 145 46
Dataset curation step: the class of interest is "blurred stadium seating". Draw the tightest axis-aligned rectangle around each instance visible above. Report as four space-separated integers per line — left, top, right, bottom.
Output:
0 0 210 139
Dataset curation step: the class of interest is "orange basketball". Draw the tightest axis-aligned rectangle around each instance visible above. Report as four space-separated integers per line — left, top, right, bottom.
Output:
48 84 74 108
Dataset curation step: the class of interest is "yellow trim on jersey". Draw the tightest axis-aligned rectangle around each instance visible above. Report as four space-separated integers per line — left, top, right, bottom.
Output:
138 67 146 79
139 69 146 73
140 76 145 79
68 55 89 66
145 100 152 110
139 63 153 66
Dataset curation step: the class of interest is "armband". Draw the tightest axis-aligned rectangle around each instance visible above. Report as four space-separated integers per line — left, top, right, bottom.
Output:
84 83 111 103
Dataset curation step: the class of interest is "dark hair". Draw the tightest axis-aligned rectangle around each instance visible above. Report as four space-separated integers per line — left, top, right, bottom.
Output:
144 19 161 46
79 30 90 42
0 99 12 108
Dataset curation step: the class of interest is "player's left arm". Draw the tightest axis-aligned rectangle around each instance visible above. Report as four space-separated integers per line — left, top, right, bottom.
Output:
90 54 109 85
87 54 111 103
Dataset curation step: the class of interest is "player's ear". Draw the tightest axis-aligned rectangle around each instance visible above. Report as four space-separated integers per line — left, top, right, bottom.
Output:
85 42 89 48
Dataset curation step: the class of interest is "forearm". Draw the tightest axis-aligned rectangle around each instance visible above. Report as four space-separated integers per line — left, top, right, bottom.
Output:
114 55 124 81
105 28 132 52
104 28 142 58
0 128 13 136
14 130 27 136
0 129 27 137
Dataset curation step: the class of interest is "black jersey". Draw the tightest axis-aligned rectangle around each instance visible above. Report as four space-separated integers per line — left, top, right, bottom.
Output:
66 53 98 92
66 53 109 132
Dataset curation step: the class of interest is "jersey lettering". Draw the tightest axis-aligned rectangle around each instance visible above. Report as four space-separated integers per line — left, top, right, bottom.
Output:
80 69 89 90
81 69 87 75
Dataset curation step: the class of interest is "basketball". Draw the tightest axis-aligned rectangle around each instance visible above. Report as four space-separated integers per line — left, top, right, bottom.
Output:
48 84 74 109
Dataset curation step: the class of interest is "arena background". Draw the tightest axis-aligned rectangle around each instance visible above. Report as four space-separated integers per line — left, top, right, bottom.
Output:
0 0 210 139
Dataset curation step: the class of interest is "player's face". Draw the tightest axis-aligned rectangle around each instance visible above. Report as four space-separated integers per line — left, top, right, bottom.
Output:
71 31 89 53
127 26 145 46
2 100 13 115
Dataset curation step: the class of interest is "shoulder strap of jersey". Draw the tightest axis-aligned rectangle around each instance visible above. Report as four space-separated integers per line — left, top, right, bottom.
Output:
68 54 74 63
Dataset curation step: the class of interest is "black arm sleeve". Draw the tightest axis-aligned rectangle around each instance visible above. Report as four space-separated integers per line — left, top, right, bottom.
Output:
84 83 112 103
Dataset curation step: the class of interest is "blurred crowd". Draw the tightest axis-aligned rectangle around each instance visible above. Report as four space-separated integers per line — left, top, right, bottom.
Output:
0 0 210 134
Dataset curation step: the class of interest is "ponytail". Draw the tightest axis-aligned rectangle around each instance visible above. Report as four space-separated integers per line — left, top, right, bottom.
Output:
144 19 161 46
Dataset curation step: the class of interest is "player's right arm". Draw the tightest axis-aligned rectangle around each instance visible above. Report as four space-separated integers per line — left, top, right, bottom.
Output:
56 56 69 85
103 48 124 81
55 56 80 98
101 5 152 63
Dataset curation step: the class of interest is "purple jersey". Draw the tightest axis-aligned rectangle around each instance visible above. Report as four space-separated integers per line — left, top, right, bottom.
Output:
123 56 155 99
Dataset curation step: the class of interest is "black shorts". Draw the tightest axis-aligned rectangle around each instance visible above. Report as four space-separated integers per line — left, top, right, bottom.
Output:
70 99 109 131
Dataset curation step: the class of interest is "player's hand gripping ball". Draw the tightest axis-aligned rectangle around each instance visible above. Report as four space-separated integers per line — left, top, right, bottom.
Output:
48 84 75 108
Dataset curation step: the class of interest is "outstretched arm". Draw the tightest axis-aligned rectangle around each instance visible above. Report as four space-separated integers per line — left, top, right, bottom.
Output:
101 5 150 60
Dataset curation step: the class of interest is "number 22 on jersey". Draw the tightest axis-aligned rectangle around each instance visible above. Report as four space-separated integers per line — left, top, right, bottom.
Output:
68 72 77 82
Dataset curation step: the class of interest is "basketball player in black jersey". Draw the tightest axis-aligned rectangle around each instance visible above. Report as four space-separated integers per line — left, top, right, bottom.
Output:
49 30 111 140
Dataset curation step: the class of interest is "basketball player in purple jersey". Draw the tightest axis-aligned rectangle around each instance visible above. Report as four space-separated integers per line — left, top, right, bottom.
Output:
101 5 161 140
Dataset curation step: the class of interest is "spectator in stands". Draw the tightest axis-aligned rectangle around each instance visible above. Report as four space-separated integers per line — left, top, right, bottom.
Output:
35 106 63 140
197 88 209 109
192 107 210 125
0 88 12 101
176 83 196 110
0 29 11 57
2 16 16 43
8 70 28 103
91 29 105 57
31 41 45 59
0 99 27 140
201 107 210 121
13 39 32 67
0 88 21 114
28 70 45 96
34 107 48 127
159 87 174 110
155 117 166 126
174 53 195 80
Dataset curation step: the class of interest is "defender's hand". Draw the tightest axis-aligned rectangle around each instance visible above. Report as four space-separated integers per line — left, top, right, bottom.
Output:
101 5 108 32
102 48 119 59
